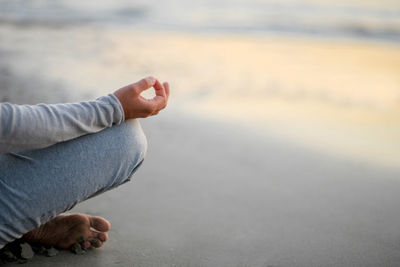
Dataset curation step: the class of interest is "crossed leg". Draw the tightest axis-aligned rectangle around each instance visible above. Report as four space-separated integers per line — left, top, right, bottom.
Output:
0 119 147 249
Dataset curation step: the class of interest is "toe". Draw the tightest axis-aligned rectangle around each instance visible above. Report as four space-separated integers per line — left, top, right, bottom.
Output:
97 232 108 242
88 238 103 248
89 216 111 232
89 230 108 242
83 241 91 249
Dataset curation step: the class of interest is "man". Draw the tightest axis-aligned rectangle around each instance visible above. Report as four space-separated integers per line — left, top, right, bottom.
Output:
0 76 169 249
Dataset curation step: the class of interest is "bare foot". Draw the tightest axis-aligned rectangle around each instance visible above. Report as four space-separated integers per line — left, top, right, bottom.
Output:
22 213 110 249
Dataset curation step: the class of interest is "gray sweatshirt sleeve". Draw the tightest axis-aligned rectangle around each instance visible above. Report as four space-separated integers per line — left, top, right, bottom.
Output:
0 93 125 154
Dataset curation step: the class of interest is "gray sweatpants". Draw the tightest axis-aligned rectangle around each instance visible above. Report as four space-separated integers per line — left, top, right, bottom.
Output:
0 119 147 248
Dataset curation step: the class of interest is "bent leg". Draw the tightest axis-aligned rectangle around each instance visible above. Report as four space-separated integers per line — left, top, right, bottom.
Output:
0 119 147 248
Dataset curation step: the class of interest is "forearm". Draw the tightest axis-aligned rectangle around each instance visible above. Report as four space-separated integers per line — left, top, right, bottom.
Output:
0 94 124 154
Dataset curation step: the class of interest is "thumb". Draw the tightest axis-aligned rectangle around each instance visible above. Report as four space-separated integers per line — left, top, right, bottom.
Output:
133 76 156 94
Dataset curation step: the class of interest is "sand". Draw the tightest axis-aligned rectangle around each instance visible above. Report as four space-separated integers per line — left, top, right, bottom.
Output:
1 24 400 266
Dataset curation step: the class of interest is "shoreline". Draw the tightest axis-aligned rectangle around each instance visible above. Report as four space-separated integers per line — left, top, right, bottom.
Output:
1 24 399 168
1 28 400 266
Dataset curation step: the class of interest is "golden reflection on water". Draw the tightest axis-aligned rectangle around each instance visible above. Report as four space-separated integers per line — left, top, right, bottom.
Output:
1 27 399 167
149 34 400 167
176 36 400 167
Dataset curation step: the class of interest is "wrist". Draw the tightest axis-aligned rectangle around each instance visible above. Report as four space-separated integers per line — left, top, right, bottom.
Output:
111 92 127 121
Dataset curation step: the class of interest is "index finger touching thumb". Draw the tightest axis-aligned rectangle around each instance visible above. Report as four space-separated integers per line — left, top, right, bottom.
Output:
134 76 156 93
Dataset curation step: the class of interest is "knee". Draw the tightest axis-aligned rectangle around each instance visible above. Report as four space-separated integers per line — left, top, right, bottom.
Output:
119 119 148 166
94 119 148 188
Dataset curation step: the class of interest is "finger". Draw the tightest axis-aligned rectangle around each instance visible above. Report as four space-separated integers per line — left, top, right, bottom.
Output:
149 80 167 113
163 82 170 99
153 79 166 98
139 79 167 115
144 97 163 115
133 76 156 94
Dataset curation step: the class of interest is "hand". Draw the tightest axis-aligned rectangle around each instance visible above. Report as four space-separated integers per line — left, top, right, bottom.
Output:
113 76 170 119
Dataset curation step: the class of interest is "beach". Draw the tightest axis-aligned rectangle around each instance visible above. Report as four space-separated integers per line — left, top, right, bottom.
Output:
1 25 399 167
1 1 400 265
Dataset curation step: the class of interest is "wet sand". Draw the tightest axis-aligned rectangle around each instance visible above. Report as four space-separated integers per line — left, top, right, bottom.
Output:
2 24 400 266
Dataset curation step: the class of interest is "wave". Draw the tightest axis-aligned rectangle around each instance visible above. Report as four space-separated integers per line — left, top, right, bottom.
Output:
0 0 399 43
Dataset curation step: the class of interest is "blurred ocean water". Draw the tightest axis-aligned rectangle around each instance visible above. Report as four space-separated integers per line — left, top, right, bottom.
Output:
0 0 399 42
0 0 399 167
